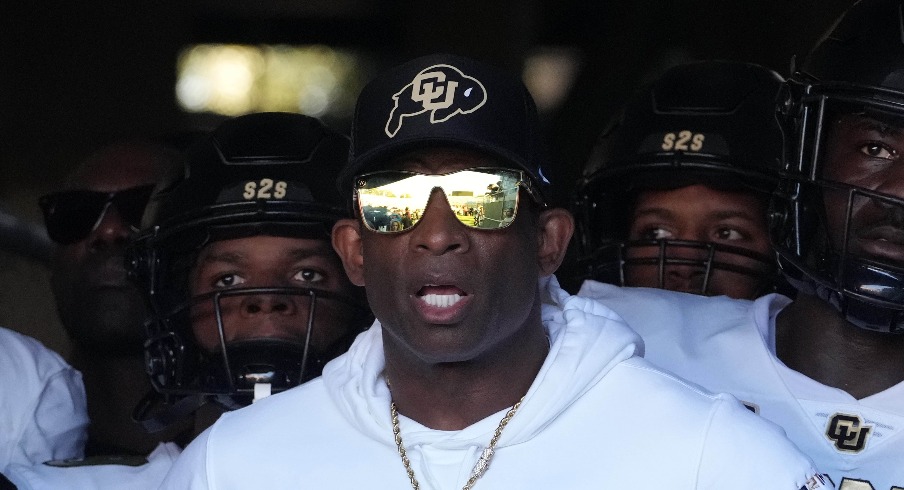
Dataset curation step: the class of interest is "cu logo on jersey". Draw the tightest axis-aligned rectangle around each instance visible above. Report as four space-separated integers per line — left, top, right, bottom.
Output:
384 64 487 138
825 413 871 453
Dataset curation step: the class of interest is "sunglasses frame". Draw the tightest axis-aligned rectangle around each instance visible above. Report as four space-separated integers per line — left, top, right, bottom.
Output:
353 167 544 234
39 184 156 244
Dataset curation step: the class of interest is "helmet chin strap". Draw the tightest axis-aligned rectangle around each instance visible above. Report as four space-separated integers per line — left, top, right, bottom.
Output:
132 390 210 434
132 385 274 434
133 339 309 434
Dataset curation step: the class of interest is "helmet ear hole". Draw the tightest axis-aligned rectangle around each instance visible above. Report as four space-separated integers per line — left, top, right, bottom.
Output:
145 330 185 391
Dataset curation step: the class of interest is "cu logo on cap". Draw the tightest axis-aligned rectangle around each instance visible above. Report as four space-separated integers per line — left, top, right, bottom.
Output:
385 64 487 138
825 413 871 453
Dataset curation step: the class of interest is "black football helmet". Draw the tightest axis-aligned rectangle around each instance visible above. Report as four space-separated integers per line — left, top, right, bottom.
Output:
572 60 785 297
128 112 371 430
774 0 904 333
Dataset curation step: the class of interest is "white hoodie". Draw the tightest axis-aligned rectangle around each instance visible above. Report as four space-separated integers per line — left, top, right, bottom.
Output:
160 277 829 489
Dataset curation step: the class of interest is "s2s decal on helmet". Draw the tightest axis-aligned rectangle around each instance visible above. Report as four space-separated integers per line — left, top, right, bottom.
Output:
661 130 705 152
243 179 288 200
385 64 487 138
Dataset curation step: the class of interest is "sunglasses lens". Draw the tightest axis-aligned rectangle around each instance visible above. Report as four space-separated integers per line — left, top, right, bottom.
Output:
112 185 155 229
356 169 522 233
40 191 107 244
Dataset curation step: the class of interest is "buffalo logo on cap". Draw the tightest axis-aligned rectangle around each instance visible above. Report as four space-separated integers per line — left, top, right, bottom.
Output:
385 64 487 138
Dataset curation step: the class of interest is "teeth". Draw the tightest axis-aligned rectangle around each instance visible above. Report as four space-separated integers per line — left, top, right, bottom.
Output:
422 293 462 308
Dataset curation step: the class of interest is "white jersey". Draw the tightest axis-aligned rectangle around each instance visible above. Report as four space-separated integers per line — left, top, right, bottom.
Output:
3 442 180 490
578 281 904 490
160 277 828 490
0 326 88 472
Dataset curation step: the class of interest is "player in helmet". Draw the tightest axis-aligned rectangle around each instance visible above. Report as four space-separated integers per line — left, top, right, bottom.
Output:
766 0 904 484
578 2 904 488
775 0 904 335
572 60 785 299
131 112 370 420
2 112 371 489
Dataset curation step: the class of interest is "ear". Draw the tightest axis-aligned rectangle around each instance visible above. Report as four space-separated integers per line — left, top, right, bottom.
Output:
332 219 367 287
536 207 575 276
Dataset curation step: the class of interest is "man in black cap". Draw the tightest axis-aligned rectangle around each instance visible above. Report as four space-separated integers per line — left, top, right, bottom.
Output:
160 54 828 489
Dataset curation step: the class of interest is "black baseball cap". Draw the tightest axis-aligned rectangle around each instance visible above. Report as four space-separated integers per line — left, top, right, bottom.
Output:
341 53 551 196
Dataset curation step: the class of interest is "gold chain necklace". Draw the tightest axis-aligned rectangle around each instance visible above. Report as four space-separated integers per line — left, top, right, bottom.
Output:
389 396 524 490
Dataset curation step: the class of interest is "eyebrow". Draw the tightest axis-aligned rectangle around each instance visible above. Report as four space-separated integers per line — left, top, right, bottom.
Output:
198 243 334 266
849 115 904 137
199 250 246 266
633 207 761 222
708 209 761 221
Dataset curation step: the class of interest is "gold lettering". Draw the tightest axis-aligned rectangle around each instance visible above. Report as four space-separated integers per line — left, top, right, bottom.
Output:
674 130 692 150
662 131 704 151
837 478 874 489
243 182 256 199
258 178 274 199
690 133 705 151
274 181 287 199
662 133 676 150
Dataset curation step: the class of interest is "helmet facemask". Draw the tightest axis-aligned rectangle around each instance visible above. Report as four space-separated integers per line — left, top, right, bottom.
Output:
145 282 368 406
576 176 779 298
775 88 904 333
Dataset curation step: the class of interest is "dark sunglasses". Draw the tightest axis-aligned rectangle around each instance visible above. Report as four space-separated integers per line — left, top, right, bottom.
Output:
39 184 156 244
354 167 543 234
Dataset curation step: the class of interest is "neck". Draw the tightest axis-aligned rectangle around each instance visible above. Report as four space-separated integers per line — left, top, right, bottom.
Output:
383 302 548 430
776 293 904 399
71 348 193 455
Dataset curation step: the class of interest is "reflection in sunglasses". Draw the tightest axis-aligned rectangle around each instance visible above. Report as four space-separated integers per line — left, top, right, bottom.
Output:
355 168 536 233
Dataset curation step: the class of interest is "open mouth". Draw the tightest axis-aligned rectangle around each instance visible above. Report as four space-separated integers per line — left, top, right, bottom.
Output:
417 285 467 308
853 225 904 263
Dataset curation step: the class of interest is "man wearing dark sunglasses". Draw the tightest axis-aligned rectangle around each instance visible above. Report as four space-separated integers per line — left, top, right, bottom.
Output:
161 54 827 489
41 139 188 457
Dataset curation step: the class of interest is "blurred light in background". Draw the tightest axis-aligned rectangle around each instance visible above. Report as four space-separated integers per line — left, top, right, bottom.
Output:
176 44 365 118
522 47 582 114
177 45 580 118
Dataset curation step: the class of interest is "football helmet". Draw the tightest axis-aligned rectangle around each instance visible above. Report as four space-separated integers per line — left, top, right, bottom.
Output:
774 0 904 333
128 112 371 429
573 60 786 297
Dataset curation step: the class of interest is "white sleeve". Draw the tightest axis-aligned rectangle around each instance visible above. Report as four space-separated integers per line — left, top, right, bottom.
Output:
0 328 88 470
697 395 833 489
24 367 89 463
158 427 213 489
